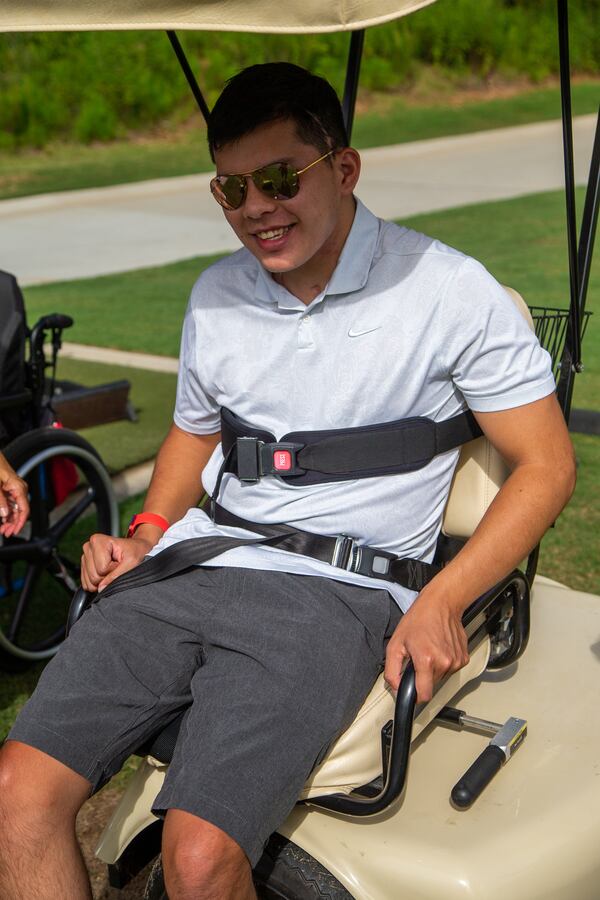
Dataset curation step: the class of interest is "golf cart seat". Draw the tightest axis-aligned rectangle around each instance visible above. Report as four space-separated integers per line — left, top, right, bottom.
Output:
89 286 535 868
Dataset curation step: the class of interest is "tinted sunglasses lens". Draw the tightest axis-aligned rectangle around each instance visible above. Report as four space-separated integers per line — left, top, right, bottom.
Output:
211 174 246 210
253 164 299 200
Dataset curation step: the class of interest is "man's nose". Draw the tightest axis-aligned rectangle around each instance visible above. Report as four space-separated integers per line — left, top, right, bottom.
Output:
242 177 278 218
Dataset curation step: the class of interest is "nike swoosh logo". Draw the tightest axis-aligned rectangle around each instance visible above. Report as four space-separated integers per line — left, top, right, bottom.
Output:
348 326 382 338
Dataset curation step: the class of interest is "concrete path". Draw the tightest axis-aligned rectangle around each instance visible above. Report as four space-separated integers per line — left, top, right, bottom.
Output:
0 115 596 287
60 341 179 373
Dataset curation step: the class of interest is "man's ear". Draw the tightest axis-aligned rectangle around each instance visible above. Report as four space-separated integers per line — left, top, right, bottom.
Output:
336 147 361 195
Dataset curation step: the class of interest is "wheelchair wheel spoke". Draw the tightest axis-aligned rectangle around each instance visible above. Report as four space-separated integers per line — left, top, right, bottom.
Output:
49 552 80 594
48 487 95 542
5 564 42 642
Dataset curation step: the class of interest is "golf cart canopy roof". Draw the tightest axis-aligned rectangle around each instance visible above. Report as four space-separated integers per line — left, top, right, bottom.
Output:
0 0 436 33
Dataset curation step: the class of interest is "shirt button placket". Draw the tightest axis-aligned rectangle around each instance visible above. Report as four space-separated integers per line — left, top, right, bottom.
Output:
298 314 314 349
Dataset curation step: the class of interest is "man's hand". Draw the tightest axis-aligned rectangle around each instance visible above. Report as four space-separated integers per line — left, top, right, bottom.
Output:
384 592 469 703
0 454 29 537
81 533 153 593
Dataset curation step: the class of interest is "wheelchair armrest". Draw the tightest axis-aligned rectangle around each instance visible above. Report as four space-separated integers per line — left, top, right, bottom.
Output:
66 587 94 636
307 569 530 817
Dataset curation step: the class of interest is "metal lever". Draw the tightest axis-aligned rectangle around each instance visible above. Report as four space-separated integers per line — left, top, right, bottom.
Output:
436 707 527 809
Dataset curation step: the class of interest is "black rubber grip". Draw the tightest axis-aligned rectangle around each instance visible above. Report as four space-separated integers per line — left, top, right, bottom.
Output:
451 745 505 809
43 313 74 330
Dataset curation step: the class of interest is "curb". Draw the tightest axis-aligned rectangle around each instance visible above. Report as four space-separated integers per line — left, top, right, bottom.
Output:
111 459 154 502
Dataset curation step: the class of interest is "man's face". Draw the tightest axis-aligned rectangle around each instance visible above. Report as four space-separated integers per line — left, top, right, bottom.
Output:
213 119 358 281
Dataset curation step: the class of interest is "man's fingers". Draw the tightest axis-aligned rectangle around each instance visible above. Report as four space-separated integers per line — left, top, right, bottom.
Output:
414 659 435 703
97 556 139 592
384 643 408 692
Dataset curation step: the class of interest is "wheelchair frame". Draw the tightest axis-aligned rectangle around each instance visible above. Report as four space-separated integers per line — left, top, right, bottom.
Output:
0 276 119 666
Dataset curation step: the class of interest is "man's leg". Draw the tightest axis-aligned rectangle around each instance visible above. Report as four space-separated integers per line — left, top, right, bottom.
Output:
0 569 216 898
162 810 256 900
0 742 92 899
151 569 398 888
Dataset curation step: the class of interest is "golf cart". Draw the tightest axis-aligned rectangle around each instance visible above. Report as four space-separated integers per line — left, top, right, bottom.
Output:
3 1 599 897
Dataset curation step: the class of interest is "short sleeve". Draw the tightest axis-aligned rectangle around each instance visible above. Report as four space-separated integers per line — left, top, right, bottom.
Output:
442 259 556 412
173 297 221 434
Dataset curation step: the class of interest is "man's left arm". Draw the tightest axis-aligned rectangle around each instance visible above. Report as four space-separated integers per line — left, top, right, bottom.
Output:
385 392 576 702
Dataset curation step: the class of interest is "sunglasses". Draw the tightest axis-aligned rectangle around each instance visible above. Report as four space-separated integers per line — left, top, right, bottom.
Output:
210 149 335 211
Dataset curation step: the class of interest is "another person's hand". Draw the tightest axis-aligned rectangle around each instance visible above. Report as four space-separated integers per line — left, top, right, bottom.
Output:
0 453 29 537
81 533 153 593
384 590 469 703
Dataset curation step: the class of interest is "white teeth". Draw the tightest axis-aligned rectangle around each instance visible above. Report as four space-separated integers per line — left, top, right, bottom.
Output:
257 226 290 240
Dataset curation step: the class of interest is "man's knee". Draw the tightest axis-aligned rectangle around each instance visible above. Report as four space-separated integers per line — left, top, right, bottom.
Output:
0 741 90 837
162 809 252 897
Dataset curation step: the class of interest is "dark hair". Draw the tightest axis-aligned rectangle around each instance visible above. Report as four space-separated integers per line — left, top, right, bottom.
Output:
207 62 348 161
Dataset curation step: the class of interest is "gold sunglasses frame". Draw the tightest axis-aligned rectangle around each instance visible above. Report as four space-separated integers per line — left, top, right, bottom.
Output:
210 149 336 210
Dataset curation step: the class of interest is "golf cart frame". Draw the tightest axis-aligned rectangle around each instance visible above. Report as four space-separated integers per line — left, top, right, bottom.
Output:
2 0 599 897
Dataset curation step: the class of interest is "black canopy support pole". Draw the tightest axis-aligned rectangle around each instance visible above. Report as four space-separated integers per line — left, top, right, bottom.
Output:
555 0 582 421
166 30 211 125
577 109 600 327
342 30 365 143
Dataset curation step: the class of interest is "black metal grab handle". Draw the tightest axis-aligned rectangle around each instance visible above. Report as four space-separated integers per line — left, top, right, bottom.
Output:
66 586 93 636
308 570 529 817
451 745 505 809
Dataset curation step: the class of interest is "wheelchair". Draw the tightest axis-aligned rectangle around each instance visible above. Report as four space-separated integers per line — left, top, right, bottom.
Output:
0 269 119 670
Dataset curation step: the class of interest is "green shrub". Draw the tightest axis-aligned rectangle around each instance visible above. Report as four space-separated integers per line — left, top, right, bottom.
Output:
0 0 597 150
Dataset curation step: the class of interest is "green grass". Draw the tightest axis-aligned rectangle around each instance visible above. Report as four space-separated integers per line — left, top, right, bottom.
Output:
402 188 599 414
353 80 600 149
1 81 598 201
25 256 224 357
55 358 177 472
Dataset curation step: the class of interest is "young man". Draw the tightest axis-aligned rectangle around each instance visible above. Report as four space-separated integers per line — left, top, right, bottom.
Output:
0 64 575 899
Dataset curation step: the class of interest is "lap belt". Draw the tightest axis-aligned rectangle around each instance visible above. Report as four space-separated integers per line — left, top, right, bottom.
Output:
220 406 482 486
98 502 440 602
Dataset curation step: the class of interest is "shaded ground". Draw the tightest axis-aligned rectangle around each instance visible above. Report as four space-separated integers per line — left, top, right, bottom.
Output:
77 787 153 899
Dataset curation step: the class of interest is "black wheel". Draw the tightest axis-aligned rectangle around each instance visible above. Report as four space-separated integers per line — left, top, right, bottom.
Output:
143 835 353 899
0 427 118 669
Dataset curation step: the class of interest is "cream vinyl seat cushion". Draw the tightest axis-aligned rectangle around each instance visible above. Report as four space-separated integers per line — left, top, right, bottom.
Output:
302 287 533 798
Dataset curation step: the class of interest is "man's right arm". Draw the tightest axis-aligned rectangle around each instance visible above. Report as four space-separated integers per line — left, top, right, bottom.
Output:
81 423 221 592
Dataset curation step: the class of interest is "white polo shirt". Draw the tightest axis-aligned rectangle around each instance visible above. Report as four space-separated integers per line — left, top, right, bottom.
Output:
151 200 555 611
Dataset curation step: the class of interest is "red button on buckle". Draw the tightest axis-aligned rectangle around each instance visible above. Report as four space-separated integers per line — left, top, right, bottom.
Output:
273 450 292 471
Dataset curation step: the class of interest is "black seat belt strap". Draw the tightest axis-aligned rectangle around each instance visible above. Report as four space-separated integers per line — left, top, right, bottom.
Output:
98 508 441 601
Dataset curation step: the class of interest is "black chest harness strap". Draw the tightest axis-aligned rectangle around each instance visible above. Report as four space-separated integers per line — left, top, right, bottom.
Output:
99 407 481 602
219 406 482 486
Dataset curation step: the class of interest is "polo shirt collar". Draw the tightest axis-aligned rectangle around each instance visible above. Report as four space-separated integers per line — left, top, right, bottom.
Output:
254 198 380 309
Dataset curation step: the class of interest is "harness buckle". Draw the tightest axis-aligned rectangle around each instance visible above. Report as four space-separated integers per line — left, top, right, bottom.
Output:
236 438 306 482
332 534 356 570
260 442 306 478
352 545 397 578
332 536 396 578
236 437 263 483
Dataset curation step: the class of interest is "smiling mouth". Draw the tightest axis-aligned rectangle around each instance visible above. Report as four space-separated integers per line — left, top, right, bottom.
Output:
255 225 293 241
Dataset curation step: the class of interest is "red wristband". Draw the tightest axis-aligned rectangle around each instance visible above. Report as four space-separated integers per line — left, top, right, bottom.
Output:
127 513 169 539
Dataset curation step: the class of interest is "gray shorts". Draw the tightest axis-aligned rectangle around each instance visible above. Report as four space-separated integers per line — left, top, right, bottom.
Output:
9 566 401 865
